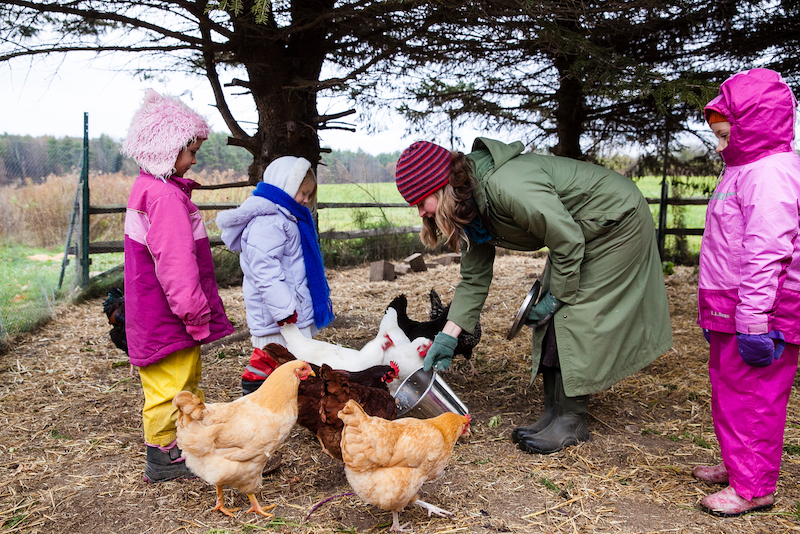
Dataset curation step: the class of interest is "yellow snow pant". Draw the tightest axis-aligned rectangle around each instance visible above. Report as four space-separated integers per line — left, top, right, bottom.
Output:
138 346 203 446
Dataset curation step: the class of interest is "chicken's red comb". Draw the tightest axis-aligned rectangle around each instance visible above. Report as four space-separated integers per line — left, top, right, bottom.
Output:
389 361 399 376
465 413 472 423
417 342 430 357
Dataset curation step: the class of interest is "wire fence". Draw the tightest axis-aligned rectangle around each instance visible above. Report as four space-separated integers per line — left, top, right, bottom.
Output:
0 135 86 346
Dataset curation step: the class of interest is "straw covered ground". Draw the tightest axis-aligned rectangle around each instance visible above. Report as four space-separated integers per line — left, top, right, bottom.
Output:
1 252 799 534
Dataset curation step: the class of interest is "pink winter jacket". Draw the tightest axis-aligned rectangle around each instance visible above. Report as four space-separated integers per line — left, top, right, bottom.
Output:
124 172 234 367
697 68 800 344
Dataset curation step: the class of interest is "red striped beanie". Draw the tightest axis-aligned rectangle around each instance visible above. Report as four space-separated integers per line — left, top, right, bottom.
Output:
395 141 452 205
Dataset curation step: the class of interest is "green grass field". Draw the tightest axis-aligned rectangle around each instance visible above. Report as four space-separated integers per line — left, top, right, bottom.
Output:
317 179 710 243
316 182 419 232
0 244 129 341
635 176 707 259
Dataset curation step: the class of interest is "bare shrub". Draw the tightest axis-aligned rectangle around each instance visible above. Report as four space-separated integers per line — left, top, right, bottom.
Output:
0 173 81 247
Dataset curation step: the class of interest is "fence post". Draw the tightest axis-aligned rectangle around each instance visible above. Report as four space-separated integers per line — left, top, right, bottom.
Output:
657 118 670 259
77 112 91 287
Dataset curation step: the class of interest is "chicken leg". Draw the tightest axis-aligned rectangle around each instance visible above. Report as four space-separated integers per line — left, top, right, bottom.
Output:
211 486 277 517
390 510 412 532
413 498 452 518
212 485 239 517
245 494 276 517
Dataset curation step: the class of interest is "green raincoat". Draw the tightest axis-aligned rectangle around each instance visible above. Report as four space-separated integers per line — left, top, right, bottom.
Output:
447 138 673 396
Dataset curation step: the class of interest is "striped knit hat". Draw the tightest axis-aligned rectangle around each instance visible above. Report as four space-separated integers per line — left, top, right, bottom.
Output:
395 141 452 205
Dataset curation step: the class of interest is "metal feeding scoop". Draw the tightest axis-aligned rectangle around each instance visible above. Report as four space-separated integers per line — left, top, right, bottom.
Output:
506 279 541 340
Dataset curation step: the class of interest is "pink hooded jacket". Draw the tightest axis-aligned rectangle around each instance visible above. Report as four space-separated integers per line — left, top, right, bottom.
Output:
124 172 234 367
698 69 800 343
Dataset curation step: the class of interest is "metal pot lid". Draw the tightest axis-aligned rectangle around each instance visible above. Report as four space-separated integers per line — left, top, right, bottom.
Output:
506 279 541 340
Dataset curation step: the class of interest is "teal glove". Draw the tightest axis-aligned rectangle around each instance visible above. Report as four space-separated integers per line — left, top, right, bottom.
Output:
424 332 458 371
525 292 563 326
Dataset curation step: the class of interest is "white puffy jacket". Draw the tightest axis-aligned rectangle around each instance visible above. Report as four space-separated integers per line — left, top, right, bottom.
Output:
217 195 315 337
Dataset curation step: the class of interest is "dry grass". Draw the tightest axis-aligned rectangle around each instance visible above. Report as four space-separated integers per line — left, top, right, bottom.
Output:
0 170 249 247
0 253 798 534
0 173 87 248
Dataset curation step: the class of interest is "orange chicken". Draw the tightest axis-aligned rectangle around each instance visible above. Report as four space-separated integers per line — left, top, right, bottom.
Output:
173 360 314 517
338 399 470 532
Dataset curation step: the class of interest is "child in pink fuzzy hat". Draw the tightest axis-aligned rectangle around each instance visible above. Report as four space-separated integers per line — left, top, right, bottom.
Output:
122 89 234 483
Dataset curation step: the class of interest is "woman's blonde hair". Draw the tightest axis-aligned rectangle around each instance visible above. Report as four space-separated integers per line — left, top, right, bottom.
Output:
419 152 479 252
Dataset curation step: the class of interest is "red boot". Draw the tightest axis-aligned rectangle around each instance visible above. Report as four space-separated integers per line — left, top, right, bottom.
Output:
699 486 774 517
241 347 278 396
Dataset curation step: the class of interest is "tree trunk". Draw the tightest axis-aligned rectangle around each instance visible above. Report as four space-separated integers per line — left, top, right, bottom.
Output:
549 53 586 160
230 0 332 184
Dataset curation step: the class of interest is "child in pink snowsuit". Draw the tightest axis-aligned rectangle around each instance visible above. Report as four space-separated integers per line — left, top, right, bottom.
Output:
695 68 800 516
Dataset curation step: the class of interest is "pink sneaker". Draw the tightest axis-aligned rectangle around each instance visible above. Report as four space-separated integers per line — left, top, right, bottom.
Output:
699 486 774 517
692 463 729 484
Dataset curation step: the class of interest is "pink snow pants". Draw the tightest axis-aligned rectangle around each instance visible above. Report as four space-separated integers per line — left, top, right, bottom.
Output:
708 331 799 500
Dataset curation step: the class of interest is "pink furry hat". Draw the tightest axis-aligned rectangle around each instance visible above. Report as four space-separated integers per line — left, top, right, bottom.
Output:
121 89 210 180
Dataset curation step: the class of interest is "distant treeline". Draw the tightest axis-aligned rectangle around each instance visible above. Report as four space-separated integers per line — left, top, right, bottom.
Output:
0 133 400 186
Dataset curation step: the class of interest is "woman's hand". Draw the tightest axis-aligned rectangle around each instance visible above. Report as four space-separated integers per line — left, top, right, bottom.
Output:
525 292 563 326
424 332 458 371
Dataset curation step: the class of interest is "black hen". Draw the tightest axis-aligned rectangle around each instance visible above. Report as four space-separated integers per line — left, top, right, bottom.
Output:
103 288 127 355
387 289 482 372
428 289 481 362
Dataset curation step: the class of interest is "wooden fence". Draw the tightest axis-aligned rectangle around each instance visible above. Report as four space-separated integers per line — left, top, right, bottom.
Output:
61 113 709 286
75 196 709 245
68 195 708 282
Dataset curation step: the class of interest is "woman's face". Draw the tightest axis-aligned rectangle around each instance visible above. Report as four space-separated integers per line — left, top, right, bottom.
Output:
416 193 439 218
711 122 731 153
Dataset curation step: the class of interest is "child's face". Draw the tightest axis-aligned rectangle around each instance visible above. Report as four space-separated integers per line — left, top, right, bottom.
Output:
710 122 731 153
174 138 205 177
294 173 316 206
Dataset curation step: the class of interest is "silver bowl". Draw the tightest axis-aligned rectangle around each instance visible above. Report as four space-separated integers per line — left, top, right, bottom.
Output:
393 367 469 419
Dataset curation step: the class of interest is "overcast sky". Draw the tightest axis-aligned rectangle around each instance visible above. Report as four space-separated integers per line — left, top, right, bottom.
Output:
1 53 482 156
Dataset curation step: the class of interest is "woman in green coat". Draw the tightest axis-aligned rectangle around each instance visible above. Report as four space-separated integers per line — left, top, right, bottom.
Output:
395 138 673 454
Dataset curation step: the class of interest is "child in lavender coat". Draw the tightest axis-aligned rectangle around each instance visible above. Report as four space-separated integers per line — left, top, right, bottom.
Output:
216 156 334 395
695 68 800 516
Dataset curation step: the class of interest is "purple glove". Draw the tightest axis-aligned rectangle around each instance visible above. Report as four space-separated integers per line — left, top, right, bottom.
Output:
736 331 786 367
703 329 710 343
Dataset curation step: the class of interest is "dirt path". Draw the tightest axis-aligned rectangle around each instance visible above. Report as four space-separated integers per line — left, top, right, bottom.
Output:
1 253 798 533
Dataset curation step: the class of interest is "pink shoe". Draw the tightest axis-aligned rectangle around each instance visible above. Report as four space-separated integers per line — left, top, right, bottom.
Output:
692 463 729 484
699 486 774 517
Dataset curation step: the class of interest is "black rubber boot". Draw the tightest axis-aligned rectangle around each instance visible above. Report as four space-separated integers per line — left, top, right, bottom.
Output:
143 443 196 483
517 372 590 454
511 367 557 443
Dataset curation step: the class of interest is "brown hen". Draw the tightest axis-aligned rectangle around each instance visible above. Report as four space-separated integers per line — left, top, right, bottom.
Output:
263 344 399 460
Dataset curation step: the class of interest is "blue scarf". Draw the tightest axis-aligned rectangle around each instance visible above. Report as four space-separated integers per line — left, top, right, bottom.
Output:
464 216 494 244
253 182 334 329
